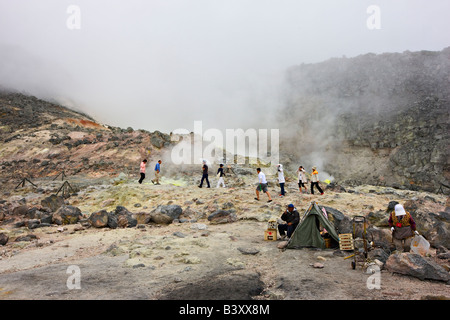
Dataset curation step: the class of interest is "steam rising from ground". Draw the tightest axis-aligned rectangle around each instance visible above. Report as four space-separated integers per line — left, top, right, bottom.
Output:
1 1 450 182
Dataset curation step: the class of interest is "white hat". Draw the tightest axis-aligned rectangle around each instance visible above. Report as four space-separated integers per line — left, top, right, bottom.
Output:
394 204 406 216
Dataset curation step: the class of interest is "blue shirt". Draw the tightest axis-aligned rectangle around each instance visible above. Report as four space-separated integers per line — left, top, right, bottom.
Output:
155 163 160 171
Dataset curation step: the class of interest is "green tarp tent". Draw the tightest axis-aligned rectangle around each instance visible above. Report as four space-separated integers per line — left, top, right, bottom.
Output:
286 201 340 249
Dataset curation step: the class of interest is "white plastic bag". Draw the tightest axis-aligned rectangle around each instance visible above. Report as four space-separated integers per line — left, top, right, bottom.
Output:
410 234 430 256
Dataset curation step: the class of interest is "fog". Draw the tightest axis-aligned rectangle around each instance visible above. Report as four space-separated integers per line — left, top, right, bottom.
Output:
1 0 449 135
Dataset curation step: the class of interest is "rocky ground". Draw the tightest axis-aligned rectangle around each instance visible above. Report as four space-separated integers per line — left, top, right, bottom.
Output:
0 173 449 300
0 90 448 301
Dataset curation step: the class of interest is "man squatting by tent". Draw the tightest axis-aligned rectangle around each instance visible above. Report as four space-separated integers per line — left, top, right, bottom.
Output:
278 204 300 240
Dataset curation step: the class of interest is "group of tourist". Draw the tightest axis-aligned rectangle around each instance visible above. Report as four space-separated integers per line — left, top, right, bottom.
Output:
138 159 417 252
138 159 325 200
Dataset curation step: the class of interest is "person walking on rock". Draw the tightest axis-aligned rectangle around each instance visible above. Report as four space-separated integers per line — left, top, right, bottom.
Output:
297 165 308 193
151 160 162 185
277 164 286 197
199 160 210 188
389 203 418 252
255 168 272 202
216 164 226 188
310 166 324 195
138 159 147 184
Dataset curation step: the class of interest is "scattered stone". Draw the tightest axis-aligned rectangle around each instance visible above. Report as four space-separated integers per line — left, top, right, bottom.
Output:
40 195 65 212
88 210 109 228
226 258 245 269
0 233 8 246
151 205 183 220
52 205 82 225
14 234 37 242
27 219 41 229
277 241 288 249
312 263 324 269
12 205 28 216
133 212 151 224
207 210 237 224
237 247 260 255
173 231 186 238
190 223 207 230
183 256 201 264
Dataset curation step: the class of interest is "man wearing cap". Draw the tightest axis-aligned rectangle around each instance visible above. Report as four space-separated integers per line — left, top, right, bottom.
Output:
278 204 300 240
388 203 418 252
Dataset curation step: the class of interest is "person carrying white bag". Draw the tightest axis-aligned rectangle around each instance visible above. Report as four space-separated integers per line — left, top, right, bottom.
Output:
388 204 418 252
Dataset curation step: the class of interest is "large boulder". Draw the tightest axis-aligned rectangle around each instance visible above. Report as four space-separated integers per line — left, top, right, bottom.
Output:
133 212 152 225
88 207 137 229
41 195 65 212
150 212 173 225
0 233 8 246
366 226 393 251
208 210 237 224
424 221 450 250
149 205 183 225
12 205 28 216
366 210 390 228
152 205 182 220
385 253 450 282
322 206 352 234
52 205 82 225
88 210 110 228
113 206 137 228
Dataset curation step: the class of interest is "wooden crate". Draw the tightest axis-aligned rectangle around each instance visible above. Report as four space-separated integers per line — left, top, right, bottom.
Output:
339 233 354 250
264 229 277 241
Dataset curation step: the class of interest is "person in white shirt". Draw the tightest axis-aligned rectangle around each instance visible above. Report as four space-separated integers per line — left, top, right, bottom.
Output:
297 165 308 193
277 164 286 197
255 168 272 202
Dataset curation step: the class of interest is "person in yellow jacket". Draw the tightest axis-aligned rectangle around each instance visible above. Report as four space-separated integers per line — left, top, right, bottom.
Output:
310 166 324 195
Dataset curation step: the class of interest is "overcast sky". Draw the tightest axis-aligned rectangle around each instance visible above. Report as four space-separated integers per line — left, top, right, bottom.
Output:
1 0 449 133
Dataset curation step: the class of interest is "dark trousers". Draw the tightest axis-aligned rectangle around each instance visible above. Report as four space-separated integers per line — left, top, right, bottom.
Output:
311 182 323 194
280 183 285 196
278 223 297 238
138 173 145 184
199 174 210 188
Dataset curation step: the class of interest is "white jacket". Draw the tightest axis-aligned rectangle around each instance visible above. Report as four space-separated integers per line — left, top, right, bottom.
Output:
298 169 307 183
277 165 285 183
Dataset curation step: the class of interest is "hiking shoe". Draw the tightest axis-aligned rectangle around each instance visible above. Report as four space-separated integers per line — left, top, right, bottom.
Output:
254 198 259 201
268 200 272 203
151 180 155 184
